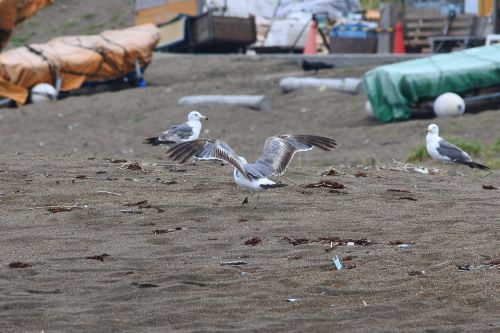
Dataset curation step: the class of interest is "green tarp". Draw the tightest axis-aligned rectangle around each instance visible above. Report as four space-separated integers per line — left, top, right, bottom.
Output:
363 44 500 123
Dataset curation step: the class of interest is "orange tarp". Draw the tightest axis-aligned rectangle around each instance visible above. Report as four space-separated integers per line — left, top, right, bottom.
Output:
0 0 53 49
0 24 160 105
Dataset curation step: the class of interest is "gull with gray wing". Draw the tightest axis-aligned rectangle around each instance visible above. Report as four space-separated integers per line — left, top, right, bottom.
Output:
144 111 207 146
426 124 489 171
167 134 337 206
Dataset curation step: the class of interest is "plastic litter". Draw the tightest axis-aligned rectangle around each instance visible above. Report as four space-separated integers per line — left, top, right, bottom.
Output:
332 255 343 270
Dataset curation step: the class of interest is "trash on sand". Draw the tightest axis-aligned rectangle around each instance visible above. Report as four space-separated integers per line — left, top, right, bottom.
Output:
354 171 367 177
105 158 128 164
220 261 247 266
85 253 110 262
322 168 340 176
332 255 343 270
288 256 303 261
412 167 429 174
458 259 500 271
482 185 497 190
389 240 414 246
286 298 300 302
122 200 148 207
346 241 355 246
244 237 262 246
8 261 30 268
303 180 345 189
154 227 184 234
98 190 123 196
408 270 425 276
398 244 410 249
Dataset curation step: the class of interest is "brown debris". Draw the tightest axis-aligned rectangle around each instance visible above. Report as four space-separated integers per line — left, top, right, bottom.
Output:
345 264 357 269
319 237 375 246
355 171 367 177
287 256 303 261
244 237 262 246
47 206 77 213
482 185 498 190
303 180 345 189
8 261 30 268
85 254 110 262
322 168 340 176
408 270 425 276
486 258 500 266
75 175 93 179
121 162 144 172
96 171 107 174
329 189 348 194
282 236 310 246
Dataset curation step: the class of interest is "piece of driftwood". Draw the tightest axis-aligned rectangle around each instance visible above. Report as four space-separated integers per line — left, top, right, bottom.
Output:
178 95 272 111
280 77 362 94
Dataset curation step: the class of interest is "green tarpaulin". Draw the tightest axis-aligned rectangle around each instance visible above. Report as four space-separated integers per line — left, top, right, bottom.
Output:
363 44 500 123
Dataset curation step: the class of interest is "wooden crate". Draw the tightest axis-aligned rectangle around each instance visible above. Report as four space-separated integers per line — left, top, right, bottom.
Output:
190 13 256 46
405 14 477 52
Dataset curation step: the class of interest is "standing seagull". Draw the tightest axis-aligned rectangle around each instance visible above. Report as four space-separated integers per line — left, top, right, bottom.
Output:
167 134 337 206
144 111 208 146
426 124 489 170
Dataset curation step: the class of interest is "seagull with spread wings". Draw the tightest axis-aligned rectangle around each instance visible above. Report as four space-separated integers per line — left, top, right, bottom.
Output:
426 124 489 171
144 111 208 146
167 134 337 206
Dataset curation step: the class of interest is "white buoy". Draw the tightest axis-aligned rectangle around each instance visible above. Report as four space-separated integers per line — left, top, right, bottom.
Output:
365 100 375 118
433 92 465 117
31 83 58 104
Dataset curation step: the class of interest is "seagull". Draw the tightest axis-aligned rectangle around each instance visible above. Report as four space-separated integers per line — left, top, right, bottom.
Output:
426 124 489 171
167 134 337 206
144 111 208 146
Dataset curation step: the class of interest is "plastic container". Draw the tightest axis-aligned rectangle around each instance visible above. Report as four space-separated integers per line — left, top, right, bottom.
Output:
330 23 376 39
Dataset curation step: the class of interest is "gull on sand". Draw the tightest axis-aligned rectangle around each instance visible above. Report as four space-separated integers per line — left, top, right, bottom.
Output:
144 111 208 146
426 124 489 171
168 134 337 206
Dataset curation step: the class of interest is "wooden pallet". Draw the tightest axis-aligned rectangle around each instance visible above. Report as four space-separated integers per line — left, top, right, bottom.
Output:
405 14 477 52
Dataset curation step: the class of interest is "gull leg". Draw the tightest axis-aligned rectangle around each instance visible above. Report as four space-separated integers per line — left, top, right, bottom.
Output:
254 193 260 209
242 190 253 205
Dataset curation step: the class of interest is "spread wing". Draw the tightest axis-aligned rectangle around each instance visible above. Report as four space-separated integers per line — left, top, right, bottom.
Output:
251 134 336 177
436 139 471 163
159 122 194 142
167 138 250 179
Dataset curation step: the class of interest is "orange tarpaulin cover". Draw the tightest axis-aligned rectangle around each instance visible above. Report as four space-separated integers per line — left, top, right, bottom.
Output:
0 0 53 49
0 24 160 105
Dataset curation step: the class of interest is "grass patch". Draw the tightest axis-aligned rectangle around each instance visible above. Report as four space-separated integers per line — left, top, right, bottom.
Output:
10 32 35 46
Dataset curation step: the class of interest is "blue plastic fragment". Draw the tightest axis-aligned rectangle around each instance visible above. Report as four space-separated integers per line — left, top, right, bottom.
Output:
399 244 410 249
333 255 343 270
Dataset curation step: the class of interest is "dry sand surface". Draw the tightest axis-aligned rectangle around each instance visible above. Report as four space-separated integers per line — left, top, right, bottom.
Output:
1 56 499 332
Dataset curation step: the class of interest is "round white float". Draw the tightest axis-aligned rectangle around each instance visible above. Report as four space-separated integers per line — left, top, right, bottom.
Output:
433 92 465 117
31 83 57 104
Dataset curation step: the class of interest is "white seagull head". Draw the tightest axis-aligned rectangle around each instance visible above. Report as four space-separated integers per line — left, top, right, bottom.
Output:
427 123 439 135
188 111 208 121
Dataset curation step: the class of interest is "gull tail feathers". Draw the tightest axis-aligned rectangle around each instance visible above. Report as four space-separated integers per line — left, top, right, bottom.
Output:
463 161 490 171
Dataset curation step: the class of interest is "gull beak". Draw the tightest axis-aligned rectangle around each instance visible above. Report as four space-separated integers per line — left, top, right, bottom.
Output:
203 115 208 120
426 128 430 133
